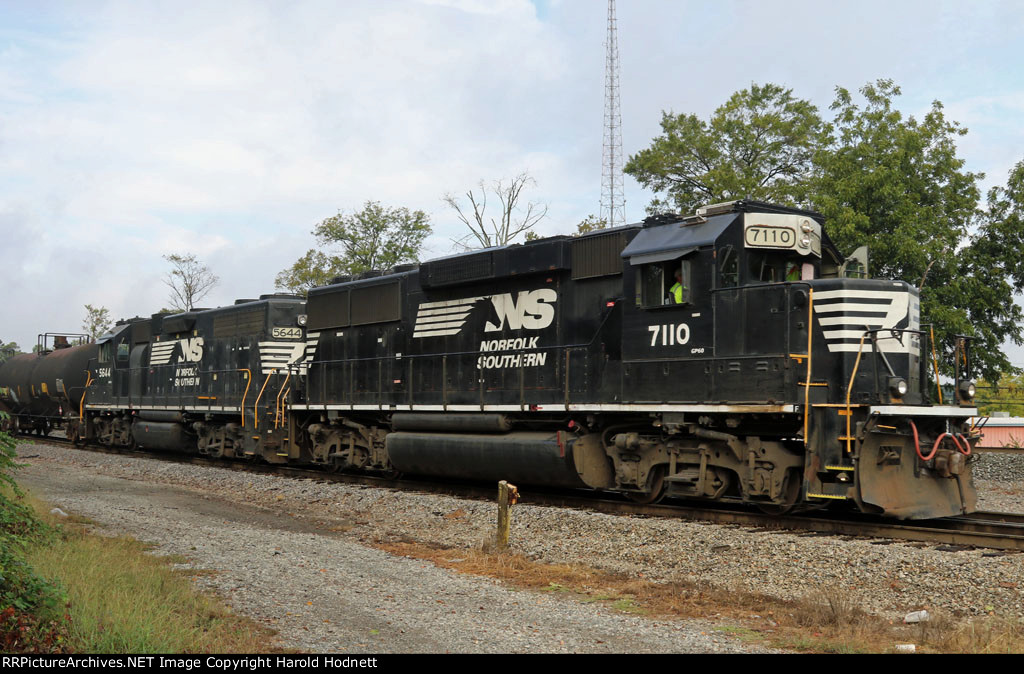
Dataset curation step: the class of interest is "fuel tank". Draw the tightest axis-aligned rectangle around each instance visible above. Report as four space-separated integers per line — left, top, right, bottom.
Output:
131 420 192 451
390 413 512 433
386 431 587 488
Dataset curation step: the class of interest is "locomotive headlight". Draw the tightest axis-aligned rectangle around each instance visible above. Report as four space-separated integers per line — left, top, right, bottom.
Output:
888 377 908 398
801 221 813 233
297 314 308 327
798 236 811 249
959 380 976 401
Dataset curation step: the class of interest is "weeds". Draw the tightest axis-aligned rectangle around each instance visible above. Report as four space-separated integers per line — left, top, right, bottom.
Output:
26 501 281 653
375 538 1024 654
0 415 69 652
1 418 279 653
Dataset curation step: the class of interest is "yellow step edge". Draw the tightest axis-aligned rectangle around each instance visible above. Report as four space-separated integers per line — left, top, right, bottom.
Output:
806 487 847 497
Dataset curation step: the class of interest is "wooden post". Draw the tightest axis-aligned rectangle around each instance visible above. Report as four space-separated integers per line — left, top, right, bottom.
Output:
496 480 519 549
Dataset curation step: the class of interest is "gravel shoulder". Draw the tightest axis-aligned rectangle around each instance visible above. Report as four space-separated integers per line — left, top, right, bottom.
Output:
17 444 780 654
14 442 1024 651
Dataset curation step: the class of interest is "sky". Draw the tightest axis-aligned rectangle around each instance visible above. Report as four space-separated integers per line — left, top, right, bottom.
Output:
1 0 1023 360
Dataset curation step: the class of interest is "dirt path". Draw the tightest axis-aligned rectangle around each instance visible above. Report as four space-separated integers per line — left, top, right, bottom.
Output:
19 458 776 654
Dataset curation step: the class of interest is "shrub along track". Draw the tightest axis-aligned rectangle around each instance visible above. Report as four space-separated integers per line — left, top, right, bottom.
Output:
24 432 1024 554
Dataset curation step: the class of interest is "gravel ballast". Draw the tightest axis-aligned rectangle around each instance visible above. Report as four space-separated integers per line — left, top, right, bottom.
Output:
17 443 780 654
16 442 1024 641
972 453 1024 513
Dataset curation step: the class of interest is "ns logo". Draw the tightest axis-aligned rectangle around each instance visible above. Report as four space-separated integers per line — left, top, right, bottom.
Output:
177 337 205 362
484 289 557 332
150 336 205 366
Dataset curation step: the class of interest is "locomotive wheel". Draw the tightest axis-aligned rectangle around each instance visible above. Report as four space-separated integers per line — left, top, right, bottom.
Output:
755 469 802 515
625 466 667 505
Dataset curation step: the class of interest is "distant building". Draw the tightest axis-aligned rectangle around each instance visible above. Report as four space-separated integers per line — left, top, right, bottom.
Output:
978 416 1024 449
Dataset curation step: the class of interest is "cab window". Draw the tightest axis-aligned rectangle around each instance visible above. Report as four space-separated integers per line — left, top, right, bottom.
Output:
749 253 816 284
750 253 779 283
636 259 692 307
719 246 739 288
116 339 129 361
99 342 112 364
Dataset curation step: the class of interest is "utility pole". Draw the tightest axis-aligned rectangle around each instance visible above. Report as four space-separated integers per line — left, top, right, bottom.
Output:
600 0 626 228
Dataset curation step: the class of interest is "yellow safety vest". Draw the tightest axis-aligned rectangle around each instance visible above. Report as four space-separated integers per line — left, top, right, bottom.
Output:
670 282 684 304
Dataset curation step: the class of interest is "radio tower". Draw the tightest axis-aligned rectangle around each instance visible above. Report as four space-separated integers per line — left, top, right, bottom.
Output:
600 0 625 228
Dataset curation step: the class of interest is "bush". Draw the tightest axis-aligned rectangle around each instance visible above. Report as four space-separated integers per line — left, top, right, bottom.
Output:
0 413 69 651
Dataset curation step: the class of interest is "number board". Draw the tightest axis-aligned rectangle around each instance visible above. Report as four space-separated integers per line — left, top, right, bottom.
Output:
744 224 796 249
271 327 303 339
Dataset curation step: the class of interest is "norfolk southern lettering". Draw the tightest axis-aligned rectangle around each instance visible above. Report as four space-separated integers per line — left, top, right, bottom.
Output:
477 336 547 369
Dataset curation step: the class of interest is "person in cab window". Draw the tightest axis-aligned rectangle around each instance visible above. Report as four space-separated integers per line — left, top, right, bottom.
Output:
785 262 801 282
670 268 686 304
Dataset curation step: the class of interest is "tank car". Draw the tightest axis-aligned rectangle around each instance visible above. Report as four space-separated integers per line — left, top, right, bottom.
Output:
285 200 978 519
0 334 96 435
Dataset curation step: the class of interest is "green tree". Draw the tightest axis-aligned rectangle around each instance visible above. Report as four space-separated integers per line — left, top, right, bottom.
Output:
275 250 347 294
275 201 431 294
575 214 608 235
812 80 1021 381
628 78 1024 381
163 254 219 312
625 83 824 214
81 304 112 341
974 375 1024 417
0 342 19 363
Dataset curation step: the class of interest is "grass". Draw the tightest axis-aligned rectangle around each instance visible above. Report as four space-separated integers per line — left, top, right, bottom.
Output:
24 496 282 654
374 538 1024 654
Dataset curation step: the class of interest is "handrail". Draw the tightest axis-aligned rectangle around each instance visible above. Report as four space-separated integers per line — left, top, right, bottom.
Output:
844 327 932 453
238 369 252 427
274 372 291 428
278 387 291 429
844 334 870 454
252 370 275 430
79 370 93 422
803 288 813 445
930 326 943 404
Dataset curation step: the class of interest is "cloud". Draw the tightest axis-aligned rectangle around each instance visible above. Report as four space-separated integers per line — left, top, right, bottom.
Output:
0 0 1022 359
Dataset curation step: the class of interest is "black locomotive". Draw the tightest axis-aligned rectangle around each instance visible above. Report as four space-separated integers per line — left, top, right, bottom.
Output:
0 201 980 519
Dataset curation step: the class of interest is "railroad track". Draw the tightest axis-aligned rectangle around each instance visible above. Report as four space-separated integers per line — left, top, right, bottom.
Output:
18 432 1024 553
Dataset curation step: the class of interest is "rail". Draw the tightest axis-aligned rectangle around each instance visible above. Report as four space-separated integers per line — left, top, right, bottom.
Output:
27 433 1024 552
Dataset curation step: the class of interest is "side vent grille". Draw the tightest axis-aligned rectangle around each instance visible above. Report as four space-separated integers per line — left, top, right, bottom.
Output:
212 309 265 338
351 282 402 325
421 252 494 287
571 231 627 280
306 291 350 331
